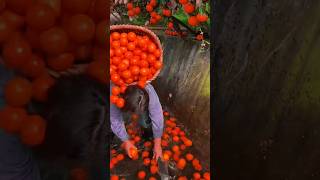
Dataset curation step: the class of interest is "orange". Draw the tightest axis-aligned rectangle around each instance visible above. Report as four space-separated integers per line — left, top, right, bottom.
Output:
150 165 158 174
67 14 95 43
188 16 199 26
172 145 179 153
143 158 150 166
142 151 149 158
116 154 125 161
47 53 75 72
21 54 46 78
137 170 146 179
4 77 32 107
185 153 194 161
20 115 46 146
3 35 32 69
193 172 201 179
177 158 186 170
177 176 187 180
26 3 56 31
203 172 210 180
32 74 55 102
40 26 69 55
110 175 119 180
0 106 27 133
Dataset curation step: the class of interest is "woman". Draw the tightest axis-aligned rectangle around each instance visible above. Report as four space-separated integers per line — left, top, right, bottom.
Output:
110 82 164 160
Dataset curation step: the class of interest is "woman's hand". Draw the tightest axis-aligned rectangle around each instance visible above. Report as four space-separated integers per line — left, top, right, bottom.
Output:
123 140 137 158
153 138 163 161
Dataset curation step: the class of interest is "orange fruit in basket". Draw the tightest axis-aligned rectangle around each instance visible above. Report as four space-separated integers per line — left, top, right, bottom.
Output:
161 140 168 147
162 9 171 17
0 0 4 11
2 10 25 30
3 35 32 69
184 139 193 147
67 14 95 43
62 0 91 14
26 3 56 31
0 106 27 133
6 0 34 15
111 86 121 96
149 177 156 180
110 175 119 180
47 53 75 72
111 157 118 165
173 153 180 162
180 144 186 151
194 163 202 171
40 26 69 55
203 172 210 180
32 74 56 102
4 77 32 107
143 158 151 166
127 2 133 10
193 172 201 179
137 170 146 179
20 115 46 146
74 43 92 61
150 165 158 174
21 54 46 78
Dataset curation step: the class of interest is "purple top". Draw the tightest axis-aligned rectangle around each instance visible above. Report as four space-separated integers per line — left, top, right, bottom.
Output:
110 83 164 141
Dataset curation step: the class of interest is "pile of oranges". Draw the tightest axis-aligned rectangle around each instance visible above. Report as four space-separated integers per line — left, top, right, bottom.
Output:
110 30 163 108
110 112 211 180
0 0 107 146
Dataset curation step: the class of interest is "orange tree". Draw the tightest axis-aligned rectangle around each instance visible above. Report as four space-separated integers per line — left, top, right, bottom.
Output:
112 0 210 40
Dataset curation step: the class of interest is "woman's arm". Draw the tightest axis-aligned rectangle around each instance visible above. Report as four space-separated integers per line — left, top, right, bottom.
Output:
145 84 164 160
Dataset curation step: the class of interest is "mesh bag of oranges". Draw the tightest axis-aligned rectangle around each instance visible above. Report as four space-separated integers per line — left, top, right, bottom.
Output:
110 25 163 108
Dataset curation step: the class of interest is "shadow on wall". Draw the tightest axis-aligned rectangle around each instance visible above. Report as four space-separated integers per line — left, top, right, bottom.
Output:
152 35 210 169
214 0 320 179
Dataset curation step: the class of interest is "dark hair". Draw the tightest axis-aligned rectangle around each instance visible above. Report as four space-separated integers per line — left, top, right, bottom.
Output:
37 75 108 179
122 85 149 114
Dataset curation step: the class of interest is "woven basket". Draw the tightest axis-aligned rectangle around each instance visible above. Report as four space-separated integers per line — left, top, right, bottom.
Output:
110 24 163 85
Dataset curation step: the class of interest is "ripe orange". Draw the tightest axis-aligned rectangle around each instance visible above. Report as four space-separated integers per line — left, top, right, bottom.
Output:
4 77 32 107
40 26 69 55
67 14 95 43
26 3 56 31
188 16 199 27
111 175 119 180
143 158 151 166
150 165 158 174
47 53 75 72
32 74 55 102
137 170 146 179
186 153 194 161
183 3 195 14
142 151 149 158
203 172 210 180
193 172 201 179
20 115 46 146
0 106 27 133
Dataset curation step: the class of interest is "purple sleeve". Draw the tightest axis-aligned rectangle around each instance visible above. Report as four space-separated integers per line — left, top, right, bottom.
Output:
110 83 129 142
145 84 164 138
